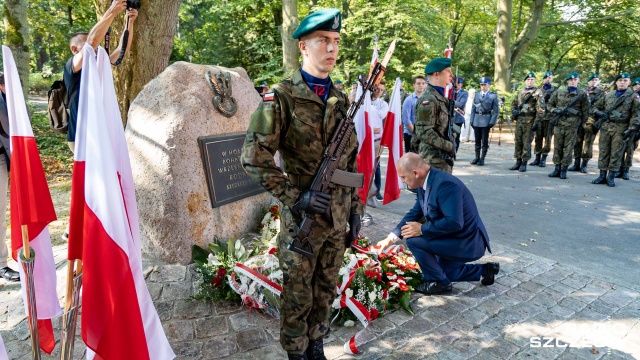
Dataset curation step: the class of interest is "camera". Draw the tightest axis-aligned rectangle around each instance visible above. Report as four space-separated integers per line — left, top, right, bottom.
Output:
127 0 141 10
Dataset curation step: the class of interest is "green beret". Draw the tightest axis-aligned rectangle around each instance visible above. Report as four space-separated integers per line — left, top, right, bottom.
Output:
292 9 341 39
524 72 536 81
543 71 553 79
335 79 342 84
632 77 640 86
587 74 599 81
424 58 452 75
615 72 631 81
565 72 580 81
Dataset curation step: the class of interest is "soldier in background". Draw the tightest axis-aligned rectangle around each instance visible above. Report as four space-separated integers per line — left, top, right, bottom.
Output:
590 72 640 187
334 79 347 97
348 80 357 103
546 72 589 179
617 77 640 180
469 77 498 165
412 57 456 174
241 9 363 359
530 71 557 167
453 77 468 152
573 74 605 173
510 72 545 172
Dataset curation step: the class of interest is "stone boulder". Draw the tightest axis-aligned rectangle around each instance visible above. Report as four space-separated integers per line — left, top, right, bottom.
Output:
125 62 271 264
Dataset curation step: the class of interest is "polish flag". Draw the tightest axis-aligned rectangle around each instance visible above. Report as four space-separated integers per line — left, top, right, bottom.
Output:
380 78 403 204
3 46 61 354
67 45 174 360
444 47 454 97
354 84 374 203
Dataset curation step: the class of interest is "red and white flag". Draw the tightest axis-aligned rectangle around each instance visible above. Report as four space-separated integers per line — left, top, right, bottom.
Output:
444 47 454 98
67 45 174 360
354 84 374 203
380 78 403 204
3 45 61 354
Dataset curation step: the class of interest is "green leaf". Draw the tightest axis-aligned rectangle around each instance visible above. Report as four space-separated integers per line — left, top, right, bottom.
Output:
208 243 223 255
192 245 210 265
399 292 414 315
227 238 235 259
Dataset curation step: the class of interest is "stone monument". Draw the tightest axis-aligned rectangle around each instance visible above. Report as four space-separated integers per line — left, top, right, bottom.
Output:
125 62 271 264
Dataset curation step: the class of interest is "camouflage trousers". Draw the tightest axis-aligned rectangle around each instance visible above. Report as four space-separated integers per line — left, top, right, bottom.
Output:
580 121 599 159
621 137 639 168
277 206 346 354
552 126 578 166
533 120 551 155
597 123 627 171
514 119 534 161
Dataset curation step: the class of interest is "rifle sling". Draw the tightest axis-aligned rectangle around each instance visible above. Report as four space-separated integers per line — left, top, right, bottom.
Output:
604 92 631 116
289 169 364 188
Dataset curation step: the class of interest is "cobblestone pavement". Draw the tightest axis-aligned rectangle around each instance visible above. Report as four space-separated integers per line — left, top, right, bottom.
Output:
2 205 639 359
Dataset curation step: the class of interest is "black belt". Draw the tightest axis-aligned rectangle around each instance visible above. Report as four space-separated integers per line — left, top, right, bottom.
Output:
289 170 364 188
476 111 492 116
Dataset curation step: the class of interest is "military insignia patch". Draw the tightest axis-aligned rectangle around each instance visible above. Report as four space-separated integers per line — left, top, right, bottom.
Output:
422 100 430 105
332 16 339 29
264 92 274 101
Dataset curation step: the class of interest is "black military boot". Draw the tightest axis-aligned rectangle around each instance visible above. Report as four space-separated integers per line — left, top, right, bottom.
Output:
560 166 568 179
568 158 580 171
539 155 547 167
580 159 589 173
519 162 527 172
548 164 561 177
306 339 327 360
529 154 541 166
622 167 630 180
607 171 616 187
615 166 624 178
478 149 487 166
471 150 480 165
509 159 522 170
592 170 607 184
289 352 309 360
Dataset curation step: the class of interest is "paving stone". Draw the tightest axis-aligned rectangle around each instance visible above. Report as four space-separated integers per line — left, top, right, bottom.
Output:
468 351 500 360
556 348 604 360
377 329 411 350
549 282 576 296
485 283 510 297
529 292 559 309
430 299 469 319
263 318 280 341
171 341 204 360
236 328 269 352
461 309 489 326
510 302 545 318
194 316 229 338
365 317 395 336
174 299 213 319
385 308 414 326
558 296 589 312
539 287 566 302
151 264 187 282
412 295 449 314
453 295 482 309
449 337 484 358
599 289 637 308
4 339 32 359
497 308 529 324
575 308 609 322
530 274 557 287
163 320 194 341
242 344 287 359
448 317 475 333
512 343 567 359
203 334 238 358
463 286 495 301
482 339 521 359
11 320 29 341
510 271 534 282
584 299 619 316
401 317 437 335
475 299 505 317
162 281 192 301
228 311 261 331
496 275 521 289
421 309 453 326
548 304 576 319
504 286 536 302
430 348 467 360
429 324 464 345
452 282 476 294
611 305 640 321
468 326 501 346
518 281 546 294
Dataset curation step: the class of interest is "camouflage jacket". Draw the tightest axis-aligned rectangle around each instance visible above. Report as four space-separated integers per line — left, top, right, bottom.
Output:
591 89 640 131
241 69 363 230
412 85 453 161
511 88 545 125
541 85 558 121
547 88 590 128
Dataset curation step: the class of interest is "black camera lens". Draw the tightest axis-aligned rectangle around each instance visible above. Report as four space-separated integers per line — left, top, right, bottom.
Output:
127 0 141 10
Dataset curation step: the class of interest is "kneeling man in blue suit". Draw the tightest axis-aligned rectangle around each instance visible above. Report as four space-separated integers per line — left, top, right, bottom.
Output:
378 153 499 295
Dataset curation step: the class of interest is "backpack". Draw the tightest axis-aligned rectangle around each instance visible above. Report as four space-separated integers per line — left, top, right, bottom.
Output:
47 79 69 134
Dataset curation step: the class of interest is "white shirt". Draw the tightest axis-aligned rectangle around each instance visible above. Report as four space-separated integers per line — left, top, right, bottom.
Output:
388 171 430 241
370 97 389 141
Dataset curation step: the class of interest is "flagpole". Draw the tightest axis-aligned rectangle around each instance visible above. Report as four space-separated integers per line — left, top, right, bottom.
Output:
19 226 42 360
60 262 82 360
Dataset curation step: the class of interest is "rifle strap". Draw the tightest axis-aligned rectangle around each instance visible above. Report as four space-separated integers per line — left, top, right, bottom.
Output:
289 169 363 188
562 89 587 112
604 92 631 115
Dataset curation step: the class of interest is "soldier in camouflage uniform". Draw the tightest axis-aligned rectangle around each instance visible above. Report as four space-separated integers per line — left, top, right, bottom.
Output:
590 72 640 187
412 57 457 173
510 72 545 172
546 72 590 179
617 77 640 180
241 9 363 360
573 74 605 173
530 71 557 167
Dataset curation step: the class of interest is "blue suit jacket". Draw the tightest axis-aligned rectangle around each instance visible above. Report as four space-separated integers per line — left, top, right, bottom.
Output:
392 168 491 260
454 89 468 125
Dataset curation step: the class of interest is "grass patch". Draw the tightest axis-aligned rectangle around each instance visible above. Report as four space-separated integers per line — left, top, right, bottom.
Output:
29 104 73 177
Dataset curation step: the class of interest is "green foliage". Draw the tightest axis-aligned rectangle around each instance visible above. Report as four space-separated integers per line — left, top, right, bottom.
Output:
29 71 62 94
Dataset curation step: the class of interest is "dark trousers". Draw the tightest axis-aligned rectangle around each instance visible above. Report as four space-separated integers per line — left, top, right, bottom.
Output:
473 126 491 152
406 237 483 284
374 163 381 195
403 133 414 153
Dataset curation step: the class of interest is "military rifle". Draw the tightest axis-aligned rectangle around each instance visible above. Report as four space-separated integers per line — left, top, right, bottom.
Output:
549 89 587 127
512 91 534 121
593 92 631 131
288 40 397 259
444 66 458 167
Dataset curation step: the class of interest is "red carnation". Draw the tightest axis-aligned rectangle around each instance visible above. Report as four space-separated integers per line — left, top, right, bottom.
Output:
370 308 379 319
399 283 409 292
211 276 223 287
217 268 227 276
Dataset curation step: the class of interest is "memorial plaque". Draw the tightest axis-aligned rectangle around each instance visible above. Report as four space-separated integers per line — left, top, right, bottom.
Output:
198 133 264 208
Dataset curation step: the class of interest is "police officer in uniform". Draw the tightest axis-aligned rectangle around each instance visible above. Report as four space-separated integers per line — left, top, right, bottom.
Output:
530 71 557 167
241 9 363 360
590 72 640 187
617 77 640 180
412 58 456 173
573 74 605 173
470 77 499 165
453 77 468 152
510 72 545 172
546 72 590 179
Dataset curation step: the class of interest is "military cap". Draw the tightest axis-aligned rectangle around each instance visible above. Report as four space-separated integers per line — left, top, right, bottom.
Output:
335 79 343 84
424 58 452 75
565 72 580 81
632 77 640 86
614 72 631 81
524 72 536 81
543 71 554 79
479 77 491 84
587 74 599 81
457 77 464 83
351 81 357 85
292 8 341 39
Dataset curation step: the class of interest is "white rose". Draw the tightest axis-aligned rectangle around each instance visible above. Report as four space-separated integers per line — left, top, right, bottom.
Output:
332 298 341 309
345 288 354 298
368 291 377 303
344 320 355 327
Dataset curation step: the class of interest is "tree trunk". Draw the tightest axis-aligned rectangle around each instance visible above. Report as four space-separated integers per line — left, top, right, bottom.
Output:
494 0 512 92
94 0 181 125
281 0 299 75
3 0 29 97
510 0 544 71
